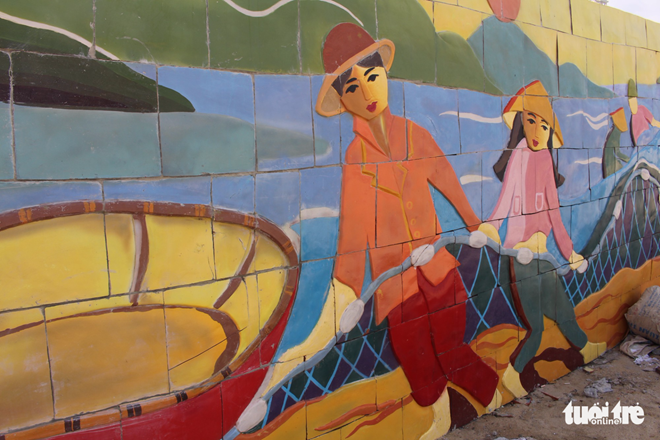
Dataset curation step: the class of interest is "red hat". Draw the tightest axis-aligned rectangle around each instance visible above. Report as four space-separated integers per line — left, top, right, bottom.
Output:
316 23 395 117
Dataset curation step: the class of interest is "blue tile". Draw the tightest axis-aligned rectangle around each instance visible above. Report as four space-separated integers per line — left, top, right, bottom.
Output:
311 76 340 166
212 175 254 213
160 112 255 176
300 217 339 261
458 89 506 153
301 166 341 211
481 150 505 221
389 80 404 117
553 98 583 149
255 75 314 171
446 153 482 225
557 148 590 203
299 167 341 259
0 181 102 214
0 102 12 179
158 67 254 123
404 83 460 156
104 177 211 205
582 99 610 149
588 148 605 196
14 106 160 179
256 171 300 226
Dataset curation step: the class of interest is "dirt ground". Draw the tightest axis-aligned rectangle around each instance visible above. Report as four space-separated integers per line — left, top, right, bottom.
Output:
443 346 660 440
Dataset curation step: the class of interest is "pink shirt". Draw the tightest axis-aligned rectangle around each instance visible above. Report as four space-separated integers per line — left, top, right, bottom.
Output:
487 139 574 259
632 106 654 144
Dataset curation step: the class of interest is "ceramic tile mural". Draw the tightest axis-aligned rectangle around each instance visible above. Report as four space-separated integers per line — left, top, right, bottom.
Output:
1 0 660 439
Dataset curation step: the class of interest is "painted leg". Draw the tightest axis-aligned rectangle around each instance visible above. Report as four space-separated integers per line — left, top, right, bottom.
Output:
507 274 543 397
419 388 451 440
502 363 527 398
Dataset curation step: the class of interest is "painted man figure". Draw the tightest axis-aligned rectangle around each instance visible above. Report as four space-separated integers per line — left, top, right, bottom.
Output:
628 79 660 147
316 23 499 439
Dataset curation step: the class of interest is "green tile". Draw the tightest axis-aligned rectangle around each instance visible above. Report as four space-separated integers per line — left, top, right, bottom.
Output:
377 0 435 84
96 0 208 67
14 105 160 179
209 0 299 73
0 0 93 45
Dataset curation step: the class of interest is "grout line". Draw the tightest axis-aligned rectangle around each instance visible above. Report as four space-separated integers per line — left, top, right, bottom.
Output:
297 0 302 74
310 76 316 167
8 51 16 180
210 176 218 280
101 181 112 297
156 67 164 176
205 0 211 68
42 307 58 420
90 0 97 58
253 73 258 173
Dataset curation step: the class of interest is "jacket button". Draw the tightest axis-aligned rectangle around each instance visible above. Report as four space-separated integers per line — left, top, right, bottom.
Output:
410 218 416 226
413 231 421 238
406 201 413 209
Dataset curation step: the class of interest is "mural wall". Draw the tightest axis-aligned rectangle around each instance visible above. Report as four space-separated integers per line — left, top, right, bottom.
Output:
1 0 660 439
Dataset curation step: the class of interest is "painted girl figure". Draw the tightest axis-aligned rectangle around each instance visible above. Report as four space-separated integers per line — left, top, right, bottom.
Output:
478 81 606 397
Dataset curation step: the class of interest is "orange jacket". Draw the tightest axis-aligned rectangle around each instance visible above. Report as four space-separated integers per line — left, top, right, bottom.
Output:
334 108 480 323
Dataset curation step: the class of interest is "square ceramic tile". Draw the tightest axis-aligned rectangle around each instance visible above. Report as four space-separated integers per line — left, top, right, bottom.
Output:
458 89 506 153
539 0 571 33
570 0 601 41
403 82 460 156
516 0 541 25
586 41 614 96
557 148 590 202
255 75 314 171
256 171 300 227
612 45 636 97
558 33 587 98
159 67 256 176
96 0 207 67
209 0 299 73
377 0 435 84
0 309 53 431
0 0 93 56
213 175 255 214
600 4 626 45
312 76 341 166
446 153 482 226
625 12 647 48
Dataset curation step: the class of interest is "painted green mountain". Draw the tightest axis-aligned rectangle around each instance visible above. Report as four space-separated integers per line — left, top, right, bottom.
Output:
0 18 194 112
0 0 500 94
468 17 615 98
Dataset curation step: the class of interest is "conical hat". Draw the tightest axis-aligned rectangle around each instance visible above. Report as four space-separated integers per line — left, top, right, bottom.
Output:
503 81 563 148
316 23 395 117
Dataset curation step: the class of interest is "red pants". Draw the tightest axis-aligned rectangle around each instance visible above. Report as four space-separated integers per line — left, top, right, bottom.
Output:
387 268 499 407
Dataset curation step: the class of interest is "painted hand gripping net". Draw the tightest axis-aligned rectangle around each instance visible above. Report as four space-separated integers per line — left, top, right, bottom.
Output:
240 161 660 436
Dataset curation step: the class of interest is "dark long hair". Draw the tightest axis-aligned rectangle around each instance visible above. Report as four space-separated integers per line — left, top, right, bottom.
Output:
492 112 565 187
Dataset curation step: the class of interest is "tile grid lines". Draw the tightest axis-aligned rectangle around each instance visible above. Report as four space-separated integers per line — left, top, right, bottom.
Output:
100 181 113 298
8 50 15 180
205 0 211 68
41 306 57 425
91 0 97 59
156 67 164 177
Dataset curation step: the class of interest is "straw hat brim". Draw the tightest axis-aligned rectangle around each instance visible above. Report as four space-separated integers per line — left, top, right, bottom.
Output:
503 94 564 148
315 40 395 117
